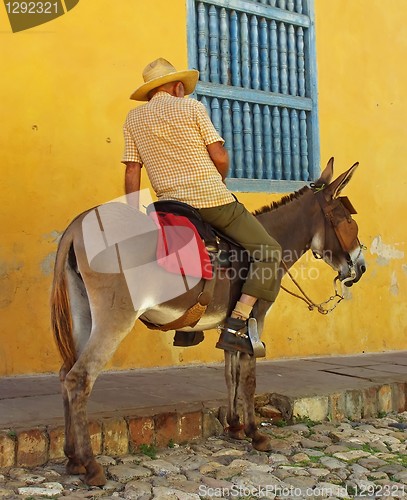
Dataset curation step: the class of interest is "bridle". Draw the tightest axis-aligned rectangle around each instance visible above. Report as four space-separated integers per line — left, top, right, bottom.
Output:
280 187 365 314
314 190 363 283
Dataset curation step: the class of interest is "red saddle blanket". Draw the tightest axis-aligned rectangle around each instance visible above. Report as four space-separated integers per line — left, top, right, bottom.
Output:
150 212 213 280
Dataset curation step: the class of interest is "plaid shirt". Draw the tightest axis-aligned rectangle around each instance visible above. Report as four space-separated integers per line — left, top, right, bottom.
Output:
122 92 234 208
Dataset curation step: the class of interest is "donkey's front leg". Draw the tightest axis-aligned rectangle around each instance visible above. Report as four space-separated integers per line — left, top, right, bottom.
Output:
239 353 272 451
224 351 245 440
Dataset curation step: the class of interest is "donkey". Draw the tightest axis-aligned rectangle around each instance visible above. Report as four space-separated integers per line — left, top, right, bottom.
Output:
51 158 366 485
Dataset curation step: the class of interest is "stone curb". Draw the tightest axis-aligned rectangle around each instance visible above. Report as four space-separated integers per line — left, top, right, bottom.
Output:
0 408 225 469
0 381 405 469
289 381 406 422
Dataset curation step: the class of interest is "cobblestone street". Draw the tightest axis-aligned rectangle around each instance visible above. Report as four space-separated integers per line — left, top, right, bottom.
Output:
1 412 407 499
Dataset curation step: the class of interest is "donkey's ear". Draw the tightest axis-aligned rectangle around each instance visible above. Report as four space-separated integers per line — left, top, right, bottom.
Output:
314 157 334 187
324 162 359 199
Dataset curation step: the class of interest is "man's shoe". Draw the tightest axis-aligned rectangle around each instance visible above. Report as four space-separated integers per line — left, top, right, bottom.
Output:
216 317 253 355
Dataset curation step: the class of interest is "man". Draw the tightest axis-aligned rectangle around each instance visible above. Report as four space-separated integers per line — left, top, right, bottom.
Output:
122 58 281 355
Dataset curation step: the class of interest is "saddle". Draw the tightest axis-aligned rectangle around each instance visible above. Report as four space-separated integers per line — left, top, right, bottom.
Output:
146 200 239 271
141 200 249 345
147 200 218 250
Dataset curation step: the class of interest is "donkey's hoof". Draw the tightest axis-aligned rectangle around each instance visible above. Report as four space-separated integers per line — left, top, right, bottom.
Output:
228 429 246 440
252 433 272 452
227 424 246 440
84 461 106 486
66 459 86 475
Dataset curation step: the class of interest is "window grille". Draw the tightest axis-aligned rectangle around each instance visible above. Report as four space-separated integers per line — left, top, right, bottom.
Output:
187 0 319 192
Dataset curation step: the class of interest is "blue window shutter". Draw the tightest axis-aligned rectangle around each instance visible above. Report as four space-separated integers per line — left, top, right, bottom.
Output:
187 0 320 193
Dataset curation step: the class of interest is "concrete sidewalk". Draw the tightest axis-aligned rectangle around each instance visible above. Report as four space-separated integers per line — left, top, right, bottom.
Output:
1 350 407 428
1 351 407 467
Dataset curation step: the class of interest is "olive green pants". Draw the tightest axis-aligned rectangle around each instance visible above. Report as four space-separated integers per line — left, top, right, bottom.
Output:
198 201 282 302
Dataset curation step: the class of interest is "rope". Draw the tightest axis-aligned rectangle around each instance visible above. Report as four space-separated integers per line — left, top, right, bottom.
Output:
280 260 344 315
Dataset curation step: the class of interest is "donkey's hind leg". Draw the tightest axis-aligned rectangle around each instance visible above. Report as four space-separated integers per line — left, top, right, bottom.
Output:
239 353 272 451
64 309 138 486
60 365 86 475
224 351 245 440
61 270 92 474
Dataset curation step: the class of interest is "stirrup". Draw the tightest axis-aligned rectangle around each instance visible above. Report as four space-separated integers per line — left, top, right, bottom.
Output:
247 318 266 358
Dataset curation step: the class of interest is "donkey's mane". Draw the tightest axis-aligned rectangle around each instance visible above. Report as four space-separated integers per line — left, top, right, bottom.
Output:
252 186 310 216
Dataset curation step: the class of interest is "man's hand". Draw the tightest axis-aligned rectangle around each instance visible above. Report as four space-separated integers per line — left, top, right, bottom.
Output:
207 141 229 181
124 162 142 208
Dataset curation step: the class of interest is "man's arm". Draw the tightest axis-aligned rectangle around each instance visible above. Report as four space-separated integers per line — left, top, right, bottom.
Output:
207 141 229 181
124 161 142 208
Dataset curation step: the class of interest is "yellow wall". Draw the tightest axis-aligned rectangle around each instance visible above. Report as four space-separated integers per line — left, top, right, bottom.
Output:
0 0 406 375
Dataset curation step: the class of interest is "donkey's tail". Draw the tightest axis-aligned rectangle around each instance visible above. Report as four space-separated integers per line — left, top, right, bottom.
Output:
51 229 77 371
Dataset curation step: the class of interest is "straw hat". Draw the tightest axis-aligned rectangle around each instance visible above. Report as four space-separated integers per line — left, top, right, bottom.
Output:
130 58 199 101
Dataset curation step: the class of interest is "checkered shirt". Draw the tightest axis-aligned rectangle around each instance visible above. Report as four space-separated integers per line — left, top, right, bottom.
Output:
122 92 234 208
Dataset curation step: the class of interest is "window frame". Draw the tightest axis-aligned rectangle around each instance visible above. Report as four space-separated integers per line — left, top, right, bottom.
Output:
187 0 320 193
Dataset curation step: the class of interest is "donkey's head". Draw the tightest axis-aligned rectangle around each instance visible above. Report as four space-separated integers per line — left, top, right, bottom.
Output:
310 158 366 287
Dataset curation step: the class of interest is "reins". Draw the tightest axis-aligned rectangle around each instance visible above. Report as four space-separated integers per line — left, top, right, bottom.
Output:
280 260 344 315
